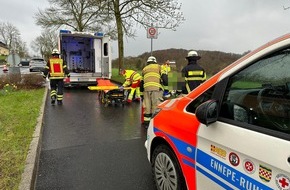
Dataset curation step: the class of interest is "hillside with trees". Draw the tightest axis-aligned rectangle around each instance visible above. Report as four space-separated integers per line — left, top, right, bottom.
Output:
113 48 244 75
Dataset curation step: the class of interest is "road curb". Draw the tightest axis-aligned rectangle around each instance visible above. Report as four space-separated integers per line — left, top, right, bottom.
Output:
18 86 48 190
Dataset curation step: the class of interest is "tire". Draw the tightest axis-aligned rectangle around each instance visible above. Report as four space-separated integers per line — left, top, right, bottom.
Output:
152 145 187 190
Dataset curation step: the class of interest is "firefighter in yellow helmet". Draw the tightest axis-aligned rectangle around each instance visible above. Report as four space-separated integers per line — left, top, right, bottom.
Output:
42 49 70 105
160 60 171 98
142 56 164 125
120 69 142 103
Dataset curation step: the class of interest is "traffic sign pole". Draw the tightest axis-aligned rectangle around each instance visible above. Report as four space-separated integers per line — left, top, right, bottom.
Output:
147 26 158 55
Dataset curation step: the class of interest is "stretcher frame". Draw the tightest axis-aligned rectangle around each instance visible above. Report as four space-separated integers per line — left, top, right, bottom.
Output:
88 79 130 107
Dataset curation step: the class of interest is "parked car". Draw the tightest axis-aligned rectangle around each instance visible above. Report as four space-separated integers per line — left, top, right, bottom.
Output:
18 60 30 67
29 57 46 72
145 34 290 190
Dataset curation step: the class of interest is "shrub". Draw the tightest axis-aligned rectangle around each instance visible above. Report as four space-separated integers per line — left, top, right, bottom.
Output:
19 74 46 89
0 73 46 91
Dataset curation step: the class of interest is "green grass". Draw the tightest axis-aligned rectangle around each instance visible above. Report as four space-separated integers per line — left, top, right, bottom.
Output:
111 68 124 83
0 88 45 190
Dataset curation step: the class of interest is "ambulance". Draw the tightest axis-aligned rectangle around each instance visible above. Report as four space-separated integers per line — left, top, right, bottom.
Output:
58 30 112 87
145 34 290 190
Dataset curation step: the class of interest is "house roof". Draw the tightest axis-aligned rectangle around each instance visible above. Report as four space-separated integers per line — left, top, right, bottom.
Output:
0 41 8 49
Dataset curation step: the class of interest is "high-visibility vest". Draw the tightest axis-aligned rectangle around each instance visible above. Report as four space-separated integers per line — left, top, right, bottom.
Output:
122 70 142 86
161 64 171 75
49 58 65 79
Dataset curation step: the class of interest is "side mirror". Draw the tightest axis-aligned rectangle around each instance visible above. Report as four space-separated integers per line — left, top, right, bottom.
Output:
195 100 218 125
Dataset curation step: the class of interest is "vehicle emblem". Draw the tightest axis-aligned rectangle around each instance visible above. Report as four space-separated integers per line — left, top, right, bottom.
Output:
243 159 255 174
275 174 290 190
229 152 240 166
259 164 272 182
210 144 226 159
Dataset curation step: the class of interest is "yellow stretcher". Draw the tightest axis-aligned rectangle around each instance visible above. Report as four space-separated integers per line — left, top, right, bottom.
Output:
88 86 131 91
88 79 130 106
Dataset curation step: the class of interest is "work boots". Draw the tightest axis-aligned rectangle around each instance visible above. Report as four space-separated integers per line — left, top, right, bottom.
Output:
51 96 62 105
57 100 63 105
51 95 56 105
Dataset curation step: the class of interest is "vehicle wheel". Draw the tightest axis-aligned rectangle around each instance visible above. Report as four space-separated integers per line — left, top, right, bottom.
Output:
152 145 187 190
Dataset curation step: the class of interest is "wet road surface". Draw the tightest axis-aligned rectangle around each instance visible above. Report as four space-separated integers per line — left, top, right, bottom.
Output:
35 87 156 190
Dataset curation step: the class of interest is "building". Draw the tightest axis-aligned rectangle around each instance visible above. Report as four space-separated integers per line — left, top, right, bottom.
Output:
0 42 9 56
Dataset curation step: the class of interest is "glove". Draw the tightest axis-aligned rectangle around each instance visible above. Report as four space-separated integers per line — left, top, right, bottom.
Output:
163 91 170 98
119 86 124 91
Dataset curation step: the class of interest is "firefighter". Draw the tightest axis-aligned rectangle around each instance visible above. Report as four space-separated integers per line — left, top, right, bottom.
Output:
43 49 70 105
120 69 142 103
161 60 171 98
181 50 206 95
142 56 164 124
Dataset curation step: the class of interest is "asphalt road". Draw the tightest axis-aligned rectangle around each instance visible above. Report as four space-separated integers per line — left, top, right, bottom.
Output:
35 87 156 190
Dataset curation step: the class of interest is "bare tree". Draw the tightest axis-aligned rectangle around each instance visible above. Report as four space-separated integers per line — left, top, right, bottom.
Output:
16 40 29 58
0 22 28 57
35 0 113 33
35 0 184 70
31 31 58 60
104 0 185 70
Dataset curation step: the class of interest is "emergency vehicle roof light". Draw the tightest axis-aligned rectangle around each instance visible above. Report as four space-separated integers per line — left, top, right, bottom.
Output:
95 32 104 37
60 30 71 34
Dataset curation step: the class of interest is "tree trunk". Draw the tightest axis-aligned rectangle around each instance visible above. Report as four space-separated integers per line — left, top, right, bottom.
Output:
113 0 124 73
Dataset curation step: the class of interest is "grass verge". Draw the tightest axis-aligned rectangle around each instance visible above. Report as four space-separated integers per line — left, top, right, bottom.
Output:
0 88 45 190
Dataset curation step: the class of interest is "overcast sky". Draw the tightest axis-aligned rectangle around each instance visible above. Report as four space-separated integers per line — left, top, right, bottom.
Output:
1 0 290 58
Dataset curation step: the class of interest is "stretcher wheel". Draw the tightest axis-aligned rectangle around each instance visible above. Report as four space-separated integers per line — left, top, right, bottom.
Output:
98 91 105 104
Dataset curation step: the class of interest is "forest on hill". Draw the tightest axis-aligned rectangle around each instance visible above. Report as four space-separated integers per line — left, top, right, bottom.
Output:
112 48 246 75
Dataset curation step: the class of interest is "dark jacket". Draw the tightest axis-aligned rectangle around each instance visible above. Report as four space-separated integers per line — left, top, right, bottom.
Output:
181 59 206 94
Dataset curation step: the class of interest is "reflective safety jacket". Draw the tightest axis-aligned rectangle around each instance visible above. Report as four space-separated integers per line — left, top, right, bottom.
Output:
142 63 163 91
122 70 142 87
181 60 206 94
43 57 70 79
160 63 171 91
161 64 171 75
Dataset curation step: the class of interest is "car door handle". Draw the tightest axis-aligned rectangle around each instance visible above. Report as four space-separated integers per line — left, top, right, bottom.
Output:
288 157 290 164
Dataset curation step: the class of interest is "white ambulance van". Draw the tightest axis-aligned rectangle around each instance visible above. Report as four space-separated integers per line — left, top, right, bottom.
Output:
59 30 112 87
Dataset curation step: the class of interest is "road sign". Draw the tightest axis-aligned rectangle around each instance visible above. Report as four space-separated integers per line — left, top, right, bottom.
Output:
147 27 158 39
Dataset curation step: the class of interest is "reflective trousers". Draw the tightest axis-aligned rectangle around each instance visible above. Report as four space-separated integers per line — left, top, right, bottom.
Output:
50 79 64 101
128 80 141 100
143 90 162 122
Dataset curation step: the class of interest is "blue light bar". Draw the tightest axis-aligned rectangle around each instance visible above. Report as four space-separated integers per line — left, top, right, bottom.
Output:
60 30 71 34
95 32 104 37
